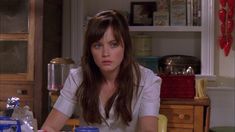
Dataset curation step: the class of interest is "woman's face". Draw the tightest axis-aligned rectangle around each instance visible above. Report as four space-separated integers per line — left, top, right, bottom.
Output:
91 26 124 73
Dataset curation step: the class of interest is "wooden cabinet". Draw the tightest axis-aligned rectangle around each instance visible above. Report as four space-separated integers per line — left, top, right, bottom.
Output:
0 0 35 112
0 0 62 127
160 98 210 132
0 0 35 81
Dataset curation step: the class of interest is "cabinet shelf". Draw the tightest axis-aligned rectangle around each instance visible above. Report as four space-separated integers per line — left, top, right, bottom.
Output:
129 26 202 32
0 33 28 41
0 73 28 81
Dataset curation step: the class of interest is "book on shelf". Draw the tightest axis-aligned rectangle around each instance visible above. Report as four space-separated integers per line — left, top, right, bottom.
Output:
196 0 201 26
156 0 169 12
151 0 201 26
170 0 187 26
192 0 201 26
187 0 193 26
154 0 169 26
153 11 169 26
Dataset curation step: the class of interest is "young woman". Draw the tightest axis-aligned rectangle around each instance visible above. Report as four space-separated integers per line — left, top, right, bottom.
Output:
42 10 161 132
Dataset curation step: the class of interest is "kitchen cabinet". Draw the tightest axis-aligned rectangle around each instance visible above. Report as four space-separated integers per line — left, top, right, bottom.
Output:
160 98 211 132
68 0 215 77
0 0 34 81
0 0 62 127
0 0 35 111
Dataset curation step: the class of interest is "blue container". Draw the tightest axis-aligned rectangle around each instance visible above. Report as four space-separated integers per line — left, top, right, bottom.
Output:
136 56 160 73
75 126 99 132
0 116 21 132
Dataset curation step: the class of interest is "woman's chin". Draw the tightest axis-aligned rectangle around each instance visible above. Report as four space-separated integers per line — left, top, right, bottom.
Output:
99 66 118 73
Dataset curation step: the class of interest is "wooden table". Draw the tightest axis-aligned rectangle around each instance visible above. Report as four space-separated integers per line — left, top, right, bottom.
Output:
160 98 210 132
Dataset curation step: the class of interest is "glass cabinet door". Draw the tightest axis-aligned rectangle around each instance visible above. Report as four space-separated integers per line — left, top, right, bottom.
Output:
0 41 27 74
0 0 34 80
0 0 28 33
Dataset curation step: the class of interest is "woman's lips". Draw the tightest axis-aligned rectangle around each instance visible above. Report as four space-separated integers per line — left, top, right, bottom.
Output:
102 61 112 65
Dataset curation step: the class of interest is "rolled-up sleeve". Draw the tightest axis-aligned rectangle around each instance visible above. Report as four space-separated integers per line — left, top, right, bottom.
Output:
54 69 81 117
139 70 162 117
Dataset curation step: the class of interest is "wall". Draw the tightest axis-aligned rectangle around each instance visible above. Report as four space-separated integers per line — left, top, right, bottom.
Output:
207 1 235 127
207 88 235 127
213 0 235 87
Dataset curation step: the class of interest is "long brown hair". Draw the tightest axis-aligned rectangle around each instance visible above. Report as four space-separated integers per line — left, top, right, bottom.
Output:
77 10 140 125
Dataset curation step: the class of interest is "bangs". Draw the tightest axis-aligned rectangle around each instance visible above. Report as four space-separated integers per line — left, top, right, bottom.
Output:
88 17 123 45
112 25 122 44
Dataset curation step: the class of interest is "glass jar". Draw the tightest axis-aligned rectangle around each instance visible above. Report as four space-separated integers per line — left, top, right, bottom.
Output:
47 58 75 91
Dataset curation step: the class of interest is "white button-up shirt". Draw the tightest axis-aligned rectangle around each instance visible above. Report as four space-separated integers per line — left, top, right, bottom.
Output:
54 66 161 132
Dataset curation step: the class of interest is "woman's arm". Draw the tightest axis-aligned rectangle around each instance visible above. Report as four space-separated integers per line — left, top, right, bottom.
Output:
138 116 158 132
41 108 70 132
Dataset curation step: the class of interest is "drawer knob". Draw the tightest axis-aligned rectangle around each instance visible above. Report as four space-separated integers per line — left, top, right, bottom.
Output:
178 114 185 119
17 89 28 95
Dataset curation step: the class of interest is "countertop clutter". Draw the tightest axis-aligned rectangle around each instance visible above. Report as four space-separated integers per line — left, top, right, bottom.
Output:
0 97 37 132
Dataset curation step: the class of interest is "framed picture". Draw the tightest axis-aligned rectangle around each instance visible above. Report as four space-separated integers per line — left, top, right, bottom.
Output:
130 2 156 26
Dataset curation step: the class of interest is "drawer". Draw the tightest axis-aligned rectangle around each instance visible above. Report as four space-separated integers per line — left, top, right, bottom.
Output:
160 105 194 124
0 82 34 111
0 83 33 98
168 128 193 132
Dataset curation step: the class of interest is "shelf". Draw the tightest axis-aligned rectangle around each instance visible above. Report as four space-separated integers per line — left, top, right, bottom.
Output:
129 26 202 32
0 33 28 41
195 74 216 80
0 73 28 81
207 86 235 91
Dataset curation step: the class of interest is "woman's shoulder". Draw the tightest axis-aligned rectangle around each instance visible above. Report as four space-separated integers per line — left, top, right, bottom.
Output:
139 65 161 84
139 65 156 77
70 66 82 75
68 66 83 85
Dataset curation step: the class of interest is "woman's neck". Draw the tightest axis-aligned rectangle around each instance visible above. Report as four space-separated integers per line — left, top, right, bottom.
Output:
100 68 119 107
101 67 120 83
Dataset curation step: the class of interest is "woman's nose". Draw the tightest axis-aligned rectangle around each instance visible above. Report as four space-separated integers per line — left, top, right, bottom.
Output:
102 46 110 57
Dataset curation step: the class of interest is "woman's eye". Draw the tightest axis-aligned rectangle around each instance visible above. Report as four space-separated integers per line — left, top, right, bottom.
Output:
93 43 102 49
110 41 119 48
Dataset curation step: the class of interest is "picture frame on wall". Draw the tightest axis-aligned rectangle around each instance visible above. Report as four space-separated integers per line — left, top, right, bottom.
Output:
130 2 156 26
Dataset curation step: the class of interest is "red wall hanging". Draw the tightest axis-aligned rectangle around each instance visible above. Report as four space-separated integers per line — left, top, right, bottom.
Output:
218 0 235 56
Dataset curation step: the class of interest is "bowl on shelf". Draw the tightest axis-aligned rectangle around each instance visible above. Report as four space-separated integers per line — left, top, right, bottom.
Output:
158 55 201 75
